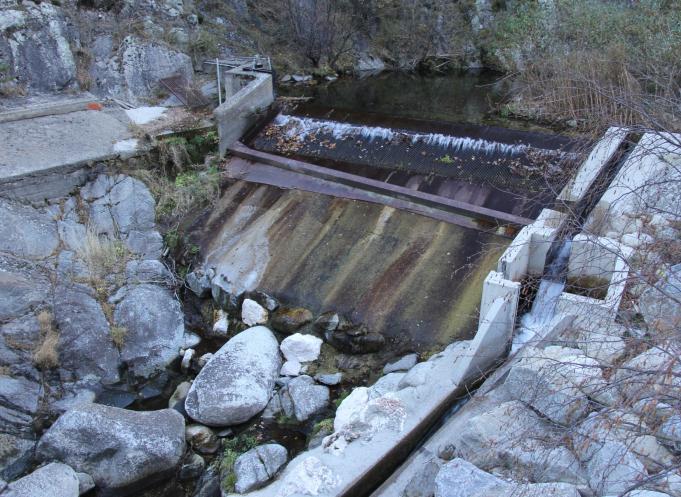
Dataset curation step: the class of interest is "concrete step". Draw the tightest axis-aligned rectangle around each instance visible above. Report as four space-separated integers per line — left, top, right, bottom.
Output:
0 94 100 123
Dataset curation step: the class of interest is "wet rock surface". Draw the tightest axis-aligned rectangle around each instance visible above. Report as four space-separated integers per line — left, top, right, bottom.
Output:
271 307 313 334
325 324 386 354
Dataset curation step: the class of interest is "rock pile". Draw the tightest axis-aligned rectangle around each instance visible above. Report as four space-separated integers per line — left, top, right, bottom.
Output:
391 330 681 497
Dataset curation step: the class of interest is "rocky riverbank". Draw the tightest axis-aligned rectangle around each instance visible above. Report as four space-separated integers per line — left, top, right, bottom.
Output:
0 170 408 496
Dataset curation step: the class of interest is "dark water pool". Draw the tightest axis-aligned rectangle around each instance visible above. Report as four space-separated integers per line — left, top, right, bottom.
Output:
279 70 557 133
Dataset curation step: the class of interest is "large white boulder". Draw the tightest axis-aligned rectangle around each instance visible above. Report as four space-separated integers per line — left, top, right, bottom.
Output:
280 333 323 363
449 400 586 485
639 264 681 332
504 346 607 425
613 347 681 403
434 458 506 497
185 326 281 426
573 412 649 495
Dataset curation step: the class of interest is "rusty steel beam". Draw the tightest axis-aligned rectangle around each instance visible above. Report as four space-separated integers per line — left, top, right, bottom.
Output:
229 142 534 228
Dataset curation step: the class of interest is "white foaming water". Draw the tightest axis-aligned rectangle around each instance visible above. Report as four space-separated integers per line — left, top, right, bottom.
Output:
512 240 572 352
272 114 555 157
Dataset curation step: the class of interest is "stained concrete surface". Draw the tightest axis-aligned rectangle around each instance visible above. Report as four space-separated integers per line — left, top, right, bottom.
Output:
196 181 509 352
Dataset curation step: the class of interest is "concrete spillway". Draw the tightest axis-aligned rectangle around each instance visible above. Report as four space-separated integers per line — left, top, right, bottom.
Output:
195 180 508 353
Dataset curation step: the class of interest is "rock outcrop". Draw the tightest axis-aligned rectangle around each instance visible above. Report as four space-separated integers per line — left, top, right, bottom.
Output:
0 3 77 93
0 174 199 488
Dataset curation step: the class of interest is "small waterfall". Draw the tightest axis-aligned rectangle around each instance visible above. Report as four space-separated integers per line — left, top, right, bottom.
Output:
512 240 572 352
272 114 564 158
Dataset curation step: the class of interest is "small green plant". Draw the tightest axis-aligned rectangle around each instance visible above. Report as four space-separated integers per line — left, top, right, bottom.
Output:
220 433 260 492
222 471 237 492
276 413 297 426
312 418 334 436
437 154 454 164
136 164 220 222
334 390 351 409
164 228 181 251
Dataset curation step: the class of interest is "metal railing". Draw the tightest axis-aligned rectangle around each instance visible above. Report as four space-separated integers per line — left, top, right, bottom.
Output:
204 56 273 106
203 56 272 73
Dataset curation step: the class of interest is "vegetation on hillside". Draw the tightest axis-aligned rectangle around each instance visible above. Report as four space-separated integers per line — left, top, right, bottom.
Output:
487 0 681 129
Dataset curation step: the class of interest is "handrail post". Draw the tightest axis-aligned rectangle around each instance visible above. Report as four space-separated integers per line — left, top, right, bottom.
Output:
216 57 222 106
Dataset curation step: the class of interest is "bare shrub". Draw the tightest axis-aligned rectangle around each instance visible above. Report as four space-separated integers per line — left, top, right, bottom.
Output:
284 0 356 68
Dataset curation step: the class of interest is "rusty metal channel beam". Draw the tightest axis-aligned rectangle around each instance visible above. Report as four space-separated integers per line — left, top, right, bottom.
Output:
229 142 534 228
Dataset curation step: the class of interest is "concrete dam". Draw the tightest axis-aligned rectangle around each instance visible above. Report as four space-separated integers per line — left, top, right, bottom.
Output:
211 99 586 356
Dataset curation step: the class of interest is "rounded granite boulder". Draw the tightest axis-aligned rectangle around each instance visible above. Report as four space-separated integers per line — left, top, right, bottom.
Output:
185 326 281 426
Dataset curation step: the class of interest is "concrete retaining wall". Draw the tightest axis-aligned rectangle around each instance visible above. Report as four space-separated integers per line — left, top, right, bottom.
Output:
215 70 274 156
558 127 626 203
0 161 105 201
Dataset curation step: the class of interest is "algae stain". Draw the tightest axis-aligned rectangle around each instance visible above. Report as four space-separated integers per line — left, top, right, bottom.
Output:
439 240 507 344
376 221 454 331
271 196 346 292
320 204 397 307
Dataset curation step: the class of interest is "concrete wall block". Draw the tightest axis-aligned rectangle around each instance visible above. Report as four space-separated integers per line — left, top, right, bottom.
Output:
497 226 555 281
568 233 619 280
557 293 615 330
463 297 516 378
497 227 532 281
479 271 520 330
528 227 555 276
215 71 274 155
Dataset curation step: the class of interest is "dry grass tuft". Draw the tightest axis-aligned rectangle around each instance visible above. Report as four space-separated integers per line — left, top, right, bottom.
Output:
33 311 60 369
77 227 129 281
110 326 127 349
135 166 220 222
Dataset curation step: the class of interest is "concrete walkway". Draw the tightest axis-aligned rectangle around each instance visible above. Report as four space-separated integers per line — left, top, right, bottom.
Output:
0 102 137 200
0 108 134 176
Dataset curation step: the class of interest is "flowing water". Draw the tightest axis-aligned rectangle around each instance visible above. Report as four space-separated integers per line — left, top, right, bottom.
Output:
271 114 570 158
512 240 573 352
258 71 584 219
